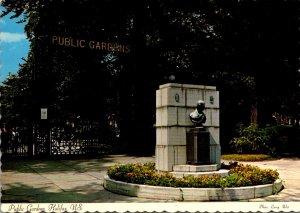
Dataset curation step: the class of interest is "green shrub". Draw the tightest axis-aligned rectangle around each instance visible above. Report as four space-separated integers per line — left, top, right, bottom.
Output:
107 162 279 189
220 173 252 189
230 124 279 155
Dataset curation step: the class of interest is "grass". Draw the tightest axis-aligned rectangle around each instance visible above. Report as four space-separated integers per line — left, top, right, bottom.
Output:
221 154 278 162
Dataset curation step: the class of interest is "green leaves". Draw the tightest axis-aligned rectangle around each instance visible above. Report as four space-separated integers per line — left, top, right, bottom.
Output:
1 0 299 154
230 124 279 155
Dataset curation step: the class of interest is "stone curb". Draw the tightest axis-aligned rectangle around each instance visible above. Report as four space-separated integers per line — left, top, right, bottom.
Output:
103 175 283 201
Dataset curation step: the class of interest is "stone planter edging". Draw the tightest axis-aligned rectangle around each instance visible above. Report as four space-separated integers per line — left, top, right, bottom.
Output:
103 175 283 201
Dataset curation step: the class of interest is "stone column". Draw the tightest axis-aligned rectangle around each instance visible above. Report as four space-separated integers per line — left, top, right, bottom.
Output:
155 83 221 172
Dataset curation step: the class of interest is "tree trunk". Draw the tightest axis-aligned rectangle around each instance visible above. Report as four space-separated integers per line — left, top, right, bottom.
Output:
250 101 258 124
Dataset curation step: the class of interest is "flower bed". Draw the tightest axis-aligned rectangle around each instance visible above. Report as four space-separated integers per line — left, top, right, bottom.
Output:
107 162 279 189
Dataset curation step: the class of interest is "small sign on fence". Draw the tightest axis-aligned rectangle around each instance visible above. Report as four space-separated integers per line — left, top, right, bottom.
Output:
41 108 48 120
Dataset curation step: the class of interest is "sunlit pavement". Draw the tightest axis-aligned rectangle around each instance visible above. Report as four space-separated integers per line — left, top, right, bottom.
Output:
1 155 300 203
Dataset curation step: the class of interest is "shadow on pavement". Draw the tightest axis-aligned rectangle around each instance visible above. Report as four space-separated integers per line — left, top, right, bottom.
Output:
1 154 163 203
1 182 150 203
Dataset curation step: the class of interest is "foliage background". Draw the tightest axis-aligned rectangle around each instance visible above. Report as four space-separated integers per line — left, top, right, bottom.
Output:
1 0 299 154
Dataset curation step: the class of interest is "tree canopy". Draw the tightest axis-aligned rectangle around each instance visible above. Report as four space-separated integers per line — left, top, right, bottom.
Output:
1 0 299 153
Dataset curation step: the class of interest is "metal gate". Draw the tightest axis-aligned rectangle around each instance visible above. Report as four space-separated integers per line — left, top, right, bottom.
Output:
1 127 29 158
1 120 117 159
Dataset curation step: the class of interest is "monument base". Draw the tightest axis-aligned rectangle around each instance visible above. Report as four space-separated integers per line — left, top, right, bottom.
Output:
186 127 210 165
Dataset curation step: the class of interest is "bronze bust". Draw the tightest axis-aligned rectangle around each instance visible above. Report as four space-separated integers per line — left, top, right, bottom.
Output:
189 100 206 127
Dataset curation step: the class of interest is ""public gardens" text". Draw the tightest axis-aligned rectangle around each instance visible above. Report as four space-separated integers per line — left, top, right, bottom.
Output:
52 35 130 53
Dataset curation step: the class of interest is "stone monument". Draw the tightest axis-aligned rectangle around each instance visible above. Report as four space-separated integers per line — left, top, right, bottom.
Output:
155 83 221 172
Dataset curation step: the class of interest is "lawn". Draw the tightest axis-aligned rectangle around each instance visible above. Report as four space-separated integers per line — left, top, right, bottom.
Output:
221 154 278 162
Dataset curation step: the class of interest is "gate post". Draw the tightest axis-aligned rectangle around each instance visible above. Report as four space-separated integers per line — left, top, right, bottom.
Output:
40 110 51 156
27 123 34 157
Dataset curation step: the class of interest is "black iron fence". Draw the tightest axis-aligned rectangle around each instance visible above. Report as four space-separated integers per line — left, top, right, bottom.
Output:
1 120 118 159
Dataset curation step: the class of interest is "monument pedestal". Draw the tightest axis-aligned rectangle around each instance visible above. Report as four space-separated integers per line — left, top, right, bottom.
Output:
186 127 210 165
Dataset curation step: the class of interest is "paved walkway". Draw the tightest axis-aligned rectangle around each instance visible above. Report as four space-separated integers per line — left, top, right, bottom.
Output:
1 155 300 203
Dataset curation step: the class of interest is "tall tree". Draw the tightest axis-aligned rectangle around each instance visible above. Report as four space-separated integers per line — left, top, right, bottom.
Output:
1 0 299 154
